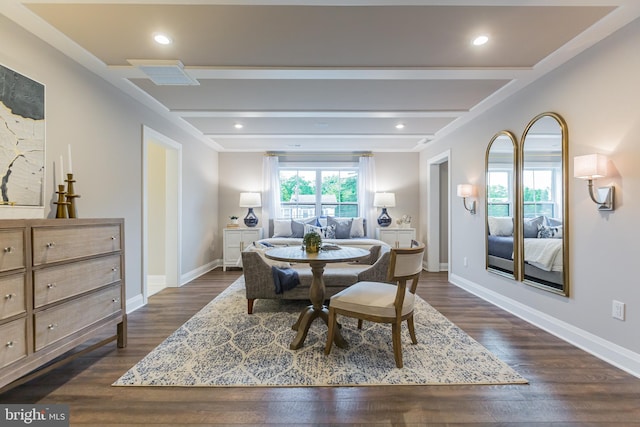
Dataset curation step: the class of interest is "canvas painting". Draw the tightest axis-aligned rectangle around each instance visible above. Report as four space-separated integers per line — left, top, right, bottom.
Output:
0 64 45 212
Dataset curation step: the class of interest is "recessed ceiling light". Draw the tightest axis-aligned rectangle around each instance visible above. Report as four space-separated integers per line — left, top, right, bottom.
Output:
234 123 244 129
153 33 172 45
395 123 405 129
472 35 489 46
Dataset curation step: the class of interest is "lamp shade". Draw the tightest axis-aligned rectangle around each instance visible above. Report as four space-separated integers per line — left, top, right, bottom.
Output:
457 184 474 198
574 154 607 179
239 192 261 207
373 192 396 207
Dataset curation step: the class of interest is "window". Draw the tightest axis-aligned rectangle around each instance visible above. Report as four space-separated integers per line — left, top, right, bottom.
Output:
278 167 359 219
487 170 512 216
522 168 556 218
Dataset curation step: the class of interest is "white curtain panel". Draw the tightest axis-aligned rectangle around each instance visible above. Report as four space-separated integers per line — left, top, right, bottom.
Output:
358 155 377 236
262 155 281 226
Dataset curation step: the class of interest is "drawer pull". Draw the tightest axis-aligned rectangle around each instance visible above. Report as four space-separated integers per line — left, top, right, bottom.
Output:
46 242 56 248
5 293 16 300
6 341 14 348
111 236 117 240
111 267 118 272
47 323 58 330
112 298 120 303
3 246 14 253
47 283 57 289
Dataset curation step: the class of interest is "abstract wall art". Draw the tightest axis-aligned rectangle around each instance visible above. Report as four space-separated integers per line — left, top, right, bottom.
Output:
0 64 45 217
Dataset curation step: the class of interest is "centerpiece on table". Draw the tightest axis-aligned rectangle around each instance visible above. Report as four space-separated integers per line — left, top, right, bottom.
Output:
302 231 322 253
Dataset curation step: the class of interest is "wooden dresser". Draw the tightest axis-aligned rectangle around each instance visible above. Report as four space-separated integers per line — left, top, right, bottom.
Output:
0 218 126 390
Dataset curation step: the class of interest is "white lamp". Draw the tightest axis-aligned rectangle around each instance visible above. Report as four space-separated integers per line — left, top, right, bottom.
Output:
574 154 614 211
373 192 396 227
456 184 476 215
239 192 262 227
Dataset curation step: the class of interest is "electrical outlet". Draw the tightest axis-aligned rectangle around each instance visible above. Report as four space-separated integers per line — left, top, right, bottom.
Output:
463 257 468 267
612 300 625 321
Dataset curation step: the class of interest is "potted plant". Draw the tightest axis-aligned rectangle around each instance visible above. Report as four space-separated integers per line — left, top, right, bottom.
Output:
302 231 322 253
229 215 239 227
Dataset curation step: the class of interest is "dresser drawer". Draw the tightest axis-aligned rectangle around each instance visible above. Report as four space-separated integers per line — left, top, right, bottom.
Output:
0 318 27 369
34 284 122 351
0 273 26 320
0 229 25 272
32 224 121 265
33 254 121 308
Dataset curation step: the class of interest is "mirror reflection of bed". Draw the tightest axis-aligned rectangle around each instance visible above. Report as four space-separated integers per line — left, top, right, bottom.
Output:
520 112 568 294
485 113 569 296
485 131 517 279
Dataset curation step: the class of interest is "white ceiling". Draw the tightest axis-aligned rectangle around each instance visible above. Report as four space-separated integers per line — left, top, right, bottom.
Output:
3 1 640 152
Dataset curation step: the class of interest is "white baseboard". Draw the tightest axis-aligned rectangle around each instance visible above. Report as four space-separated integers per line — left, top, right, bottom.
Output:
439 262 448 271
126 294 145 314
450 273 640 378
147 275 166 297
180 259 222 285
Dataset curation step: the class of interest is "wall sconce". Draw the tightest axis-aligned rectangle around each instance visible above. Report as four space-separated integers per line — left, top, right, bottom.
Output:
456 184 476 214
574 154 614 211
373 192 396 227
239 192 262 227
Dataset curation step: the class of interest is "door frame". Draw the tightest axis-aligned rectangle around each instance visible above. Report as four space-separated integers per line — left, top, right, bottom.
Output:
142 125 182 304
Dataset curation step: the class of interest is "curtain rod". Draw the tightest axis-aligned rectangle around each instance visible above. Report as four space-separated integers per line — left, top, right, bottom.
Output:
265 151 373 157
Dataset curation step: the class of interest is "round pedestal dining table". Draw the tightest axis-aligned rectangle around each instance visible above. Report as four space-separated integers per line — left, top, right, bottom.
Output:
265 245 370 350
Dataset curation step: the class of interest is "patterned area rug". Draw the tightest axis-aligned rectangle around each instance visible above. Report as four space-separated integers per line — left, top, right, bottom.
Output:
113 277 527 387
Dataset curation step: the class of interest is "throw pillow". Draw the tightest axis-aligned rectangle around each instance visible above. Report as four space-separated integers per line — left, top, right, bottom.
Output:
487 216 513 236
537 224 563 239
327 216 353 239
303 223 325 237
350 217 365 238
523 216 545 238
324 224 336 239
272 219 293 237
291 217 317 238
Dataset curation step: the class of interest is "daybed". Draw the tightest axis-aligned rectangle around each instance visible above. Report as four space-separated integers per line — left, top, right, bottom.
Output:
487 215 563 289
240 217 392 314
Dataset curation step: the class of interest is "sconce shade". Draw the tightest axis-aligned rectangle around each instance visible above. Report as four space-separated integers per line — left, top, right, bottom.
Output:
574 154 607 179
239 192 262 207
457 184 474 198
373 192 396 207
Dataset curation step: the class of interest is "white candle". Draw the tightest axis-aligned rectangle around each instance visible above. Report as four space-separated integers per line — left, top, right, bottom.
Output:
67 144 73 174
59 155 64 185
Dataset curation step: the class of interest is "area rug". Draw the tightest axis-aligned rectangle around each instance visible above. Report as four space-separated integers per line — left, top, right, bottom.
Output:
113 277 527 387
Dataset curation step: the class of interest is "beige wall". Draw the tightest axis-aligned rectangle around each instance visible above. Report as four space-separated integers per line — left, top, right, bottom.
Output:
420 17 640 366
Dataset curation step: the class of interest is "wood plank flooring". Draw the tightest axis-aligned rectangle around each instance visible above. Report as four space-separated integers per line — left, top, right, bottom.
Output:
1 270 639 426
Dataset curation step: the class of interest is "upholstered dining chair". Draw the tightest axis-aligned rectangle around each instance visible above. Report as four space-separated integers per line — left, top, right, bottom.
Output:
324 241 425 368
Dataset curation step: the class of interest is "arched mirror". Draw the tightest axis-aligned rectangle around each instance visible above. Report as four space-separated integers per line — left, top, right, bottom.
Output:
519 112 569 295
485 131 518 279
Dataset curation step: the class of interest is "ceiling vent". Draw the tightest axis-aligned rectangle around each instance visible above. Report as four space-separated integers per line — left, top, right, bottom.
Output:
127 60 199 86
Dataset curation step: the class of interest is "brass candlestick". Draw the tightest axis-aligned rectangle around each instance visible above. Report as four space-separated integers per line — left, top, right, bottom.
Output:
65 173 80 218
55 185 69 218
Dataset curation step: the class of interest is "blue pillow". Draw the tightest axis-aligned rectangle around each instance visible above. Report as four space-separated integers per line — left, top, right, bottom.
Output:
327 216 353 239
290 217 317 238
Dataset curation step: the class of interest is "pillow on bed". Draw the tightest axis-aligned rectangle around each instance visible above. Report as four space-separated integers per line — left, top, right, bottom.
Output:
327 216 353 239
291 217 318 238
524 216 546 238
272 219 293 237
350 217 365 238
537 224 563 239
487 216 513 236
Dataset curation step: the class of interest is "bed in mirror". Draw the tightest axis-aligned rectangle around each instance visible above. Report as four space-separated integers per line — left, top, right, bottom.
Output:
519 112 569 296
485 131 518 279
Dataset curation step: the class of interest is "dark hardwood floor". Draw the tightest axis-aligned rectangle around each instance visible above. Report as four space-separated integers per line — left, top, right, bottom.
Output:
1 270 639 426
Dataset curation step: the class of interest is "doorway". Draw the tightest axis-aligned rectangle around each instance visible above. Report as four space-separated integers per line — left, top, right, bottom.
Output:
427 150 450 275
142 126 182 303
